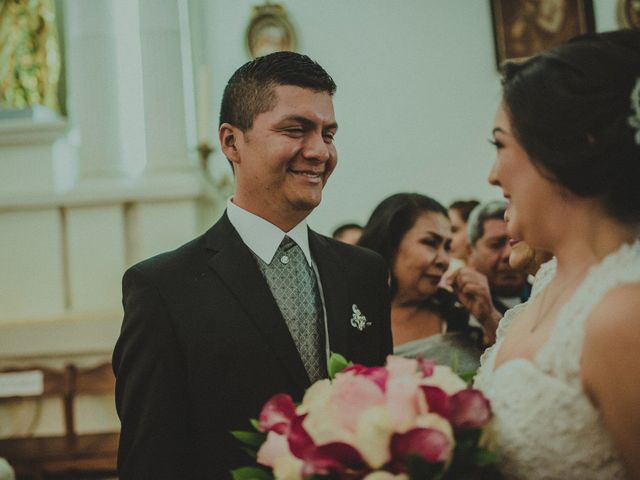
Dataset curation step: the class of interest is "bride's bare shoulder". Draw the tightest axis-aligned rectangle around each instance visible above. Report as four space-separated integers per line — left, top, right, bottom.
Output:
581 282 640 480
581 282 640 391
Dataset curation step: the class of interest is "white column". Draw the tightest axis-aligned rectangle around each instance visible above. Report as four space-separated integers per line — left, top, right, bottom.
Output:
64 0 125 180
138 0 194 177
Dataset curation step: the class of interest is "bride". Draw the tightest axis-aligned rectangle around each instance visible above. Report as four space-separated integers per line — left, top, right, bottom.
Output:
473 30 640 479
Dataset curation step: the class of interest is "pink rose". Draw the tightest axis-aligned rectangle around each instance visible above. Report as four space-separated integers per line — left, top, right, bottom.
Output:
301 442 367 479
448 389 492 429
421 386 492 429
390 427 452 471
259 393 296 434
416 356 436 377
421 385 450 418
342 364 389 392
328 374 386 433
257 431 291 467
287 414 316 459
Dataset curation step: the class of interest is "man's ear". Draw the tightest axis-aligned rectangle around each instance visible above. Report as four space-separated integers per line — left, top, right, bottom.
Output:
219 123 241 166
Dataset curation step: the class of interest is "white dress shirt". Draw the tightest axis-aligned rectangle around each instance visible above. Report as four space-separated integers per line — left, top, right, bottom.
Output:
226 198 332 361
226 198 312 266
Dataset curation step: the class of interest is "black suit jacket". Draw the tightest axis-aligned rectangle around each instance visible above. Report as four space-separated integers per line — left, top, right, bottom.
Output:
112 213 392 479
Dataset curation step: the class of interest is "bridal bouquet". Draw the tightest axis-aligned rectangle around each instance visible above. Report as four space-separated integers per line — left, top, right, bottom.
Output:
232 354 495 480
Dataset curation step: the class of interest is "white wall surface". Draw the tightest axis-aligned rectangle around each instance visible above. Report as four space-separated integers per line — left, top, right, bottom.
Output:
194 0 619 236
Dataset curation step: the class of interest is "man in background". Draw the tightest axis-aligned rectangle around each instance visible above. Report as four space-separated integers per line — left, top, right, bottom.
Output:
466 200 531 313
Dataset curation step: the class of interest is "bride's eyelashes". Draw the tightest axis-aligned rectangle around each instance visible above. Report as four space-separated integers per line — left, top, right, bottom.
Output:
488 138 504 149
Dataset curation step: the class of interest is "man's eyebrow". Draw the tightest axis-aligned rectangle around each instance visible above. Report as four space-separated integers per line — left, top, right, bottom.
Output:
279 115 338 131
492 127 507 135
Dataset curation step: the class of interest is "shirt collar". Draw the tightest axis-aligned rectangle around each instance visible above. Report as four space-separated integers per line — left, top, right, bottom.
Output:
226 198 312 266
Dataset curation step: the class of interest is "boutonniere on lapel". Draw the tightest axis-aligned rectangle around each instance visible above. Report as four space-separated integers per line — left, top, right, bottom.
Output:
350 304 371 331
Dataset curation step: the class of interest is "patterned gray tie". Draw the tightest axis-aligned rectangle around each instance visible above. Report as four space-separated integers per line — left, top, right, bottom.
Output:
254 236 326 383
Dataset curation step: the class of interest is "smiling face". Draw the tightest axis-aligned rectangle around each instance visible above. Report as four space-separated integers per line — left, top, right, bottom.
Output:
392 212 452 304
223 85 338 230
488 104 562 250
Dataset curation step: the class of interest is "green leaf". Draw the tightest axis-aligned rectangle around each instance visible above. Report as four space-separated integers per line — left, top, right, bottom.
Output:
449 351 460 374
230 466 273 480
231 430 266 448
250 418 261 431
327 351 350 379
458 369 477 385
473 448 498 466
241 446 257 460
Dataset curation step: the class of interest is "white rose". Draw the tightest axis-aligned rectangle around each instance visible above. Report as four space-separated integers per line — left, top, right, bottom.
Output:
420 365 466 394
415 412 454 444
355 406 394 468
296 378 332 415
272 454 304 480
303 405 354 445
362 472 409 480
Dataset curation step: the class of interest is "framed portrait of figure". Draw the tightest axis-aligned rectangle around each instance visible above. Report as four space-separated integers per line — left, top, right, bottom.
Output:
245 3 297 59
617 0 640 29
490 0 595 68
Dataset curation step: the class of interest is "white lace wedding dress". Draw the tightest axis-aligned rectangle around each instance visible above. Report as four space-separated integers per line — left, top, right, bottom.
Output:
474 240 640 479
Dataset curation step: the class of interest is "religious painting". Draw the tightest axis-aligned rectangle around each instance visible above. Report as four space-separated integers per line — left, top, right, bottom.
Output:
490 0 595 68
618 0 640 29
246 3 297 59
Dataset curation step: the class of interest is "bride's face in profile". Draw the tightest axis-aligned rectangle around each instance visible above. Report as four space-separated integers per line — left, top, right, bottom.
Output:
488 104 560 249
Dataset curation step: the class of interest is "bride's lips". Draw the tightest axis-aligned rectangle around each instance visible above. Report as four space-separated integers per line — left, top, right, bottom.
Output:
509 239 520 247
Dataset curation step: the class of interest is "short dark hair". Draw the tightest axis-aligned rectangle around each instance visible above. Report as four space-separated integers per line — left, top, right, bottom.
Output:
467 200 507 247
219 51 336 131
449 199 480 222
358 193 448 294
501 29 640 224
332 223 362 239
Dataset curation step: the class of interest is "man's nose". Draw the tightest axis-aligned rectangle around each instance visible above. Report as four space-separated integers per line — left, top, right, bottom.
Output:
303 132 331 162
500 242 512 263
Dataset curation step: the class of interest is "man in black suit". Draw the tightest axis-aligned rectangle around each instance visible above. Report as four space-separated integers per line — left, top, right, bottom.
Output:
112 52 392 479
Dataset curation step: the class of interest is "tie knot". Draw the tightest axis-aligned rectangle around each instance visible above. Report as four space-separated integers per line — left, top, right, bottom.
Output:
279 235 296 251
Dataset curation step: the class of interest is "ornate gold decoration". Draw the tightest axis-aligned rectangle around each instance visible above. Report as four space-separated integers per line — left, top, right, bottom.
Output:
0 0 61 112
245 2 297 59
618 0 640 29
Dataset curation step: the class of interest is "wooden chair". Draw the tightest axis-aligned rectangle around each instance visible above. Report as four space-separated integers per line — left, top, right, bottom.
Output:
0 363 119 480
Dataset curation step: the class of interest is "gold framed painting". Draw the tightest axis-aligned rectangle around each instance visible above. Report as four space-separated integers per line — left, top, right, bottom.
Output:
490 0 595 68
617 0 640 29
245 3 297 59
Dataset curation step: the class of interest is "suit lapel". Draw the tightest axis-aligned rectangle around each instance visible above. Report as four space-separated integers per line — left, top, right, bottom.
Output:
309 230 349 358
205 214 310 390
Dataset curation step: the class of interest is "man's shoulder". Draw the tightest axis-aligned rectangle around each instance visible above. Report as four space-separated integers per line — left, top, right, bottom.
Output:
127 233 207 278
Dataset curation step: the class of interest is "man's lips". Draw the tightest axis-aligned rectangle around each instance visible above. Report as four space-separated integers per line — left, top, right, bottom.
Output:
288 168 324 181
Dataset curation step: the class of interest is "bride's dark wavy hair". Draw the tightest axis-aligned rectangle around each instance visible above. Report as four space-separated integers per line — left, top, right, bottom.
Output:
501 29 640 224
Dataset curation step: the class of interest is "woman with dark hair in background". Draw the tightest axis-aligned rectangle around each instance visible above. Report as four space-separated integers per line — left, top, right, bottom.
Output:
474 30 640 478
358 193 498 373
